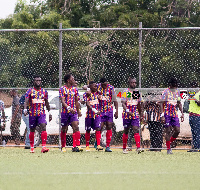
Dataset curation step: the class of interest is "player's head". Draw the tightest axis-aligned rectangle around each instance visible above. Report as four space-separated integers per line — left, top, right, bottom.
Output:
89 81 97 92
128 77 137 89
168 77 178 89
64 73 75 85
9 89 18 97
100 77 108 89
33 75 42 88
73 80 78 87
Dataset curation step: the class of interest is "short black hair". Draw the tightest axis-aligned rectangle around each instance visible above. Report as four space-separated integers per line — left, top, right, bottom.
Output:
168 77 178 87
89 81 95 85
100 77 107 83
128 76 136 84
33 75 41 80
64 73 72 83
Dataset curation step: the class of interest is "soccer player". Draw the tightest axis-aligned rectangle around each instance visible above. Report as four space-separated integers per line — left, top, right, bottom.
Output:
160 77 184 154
97 78 118 152
121 77 144 154
59 73 82 152
83 81 103 151
24 75 52 153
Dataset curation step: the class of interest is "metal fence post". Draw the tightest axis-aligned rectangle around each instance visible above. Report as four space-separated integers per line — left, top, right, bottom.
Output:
58 23 62 148
139 22 142 88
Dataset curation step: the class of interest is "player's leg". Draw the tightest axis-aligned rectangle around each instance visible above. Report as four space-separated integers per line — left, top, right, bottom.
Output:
29 116 37 153
132 118 143 153
85 118 92 151
95 117 103 151
164 115 173 154
105 121 113 152
170 117 180 145
122 120 130 154
60 112 69 152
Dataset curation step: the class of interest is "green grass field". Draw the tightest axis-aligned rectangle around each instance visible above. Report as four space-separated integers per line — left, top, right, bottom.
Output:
0 147 200 190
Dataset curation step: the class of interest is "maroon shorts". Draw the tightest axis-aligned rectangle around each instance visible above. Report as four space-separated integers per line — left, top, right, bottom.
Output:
61 112 78 126
85 117 101 131
29 114 47 129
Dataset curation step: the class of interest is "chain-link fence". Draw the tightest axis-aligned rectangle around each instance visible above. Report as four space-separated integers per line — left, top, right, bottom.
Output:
0 25 200 150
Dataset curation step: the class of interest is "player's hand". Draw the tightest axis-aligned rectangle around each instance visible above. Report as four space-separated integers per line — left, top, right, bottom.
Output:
69 108 76 114
97 111 100 115
161 116 165 124
24 109 28 116
114 111 118 119
78 111 82 118
98 95 102 100
80 99 85 105
181 113 184 122
49 113 52 122
128 112 133 116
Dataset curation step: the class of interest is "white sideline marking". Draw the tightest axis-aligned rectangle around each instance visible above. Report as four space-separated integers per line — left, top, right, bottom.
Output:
1 171 200 175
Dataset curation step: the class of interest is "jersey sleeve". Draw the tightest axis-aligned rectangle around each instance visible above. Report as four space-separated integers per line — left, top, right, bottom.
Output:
83 93 87 102
44 90 48 100
59 87 64 98
25 89 31 99
161 89 168 101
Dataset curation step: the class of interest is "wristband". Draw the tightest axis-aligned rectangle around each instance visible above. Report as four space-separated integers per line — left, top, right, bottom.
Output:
92 108 98 113
160 113 164 117
67 106 71 110
87 88 90 91
24 109 27 113
126 109 129 113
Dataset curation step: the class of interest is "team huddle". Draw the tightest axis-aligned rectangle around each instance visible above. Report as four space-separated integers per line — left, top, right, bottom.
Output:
24 74 184 154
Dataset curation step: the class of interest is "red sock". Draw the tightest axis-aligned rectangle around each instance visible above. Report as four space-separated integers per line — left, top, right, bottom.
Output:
170 137 176 143
29 132 34 148
61 131 66 148
85 132 90 147
75 131 81 146
166 141 171 150
106 130 112 148
96 131 101 146
41 131 47 147
72 133 76 147
123 133 128 149
134 133 141 148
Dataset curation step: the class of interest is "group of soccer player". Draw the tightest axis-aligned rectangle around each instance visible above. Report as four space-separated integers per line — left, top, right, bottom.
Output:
24 73 184 154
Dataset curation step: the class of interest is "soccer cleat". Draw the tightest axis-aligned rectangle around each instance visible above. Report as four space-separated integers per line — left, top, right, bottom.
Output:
61 147 66 152
105 147 112 152
41 147 49 153
96 145 103 151
123 149 128 154
72 147 79 152
86 146 90 152
77 146 83 152
167 148 173 154
94 141 97 149
137 148 144 154
30 147 34 153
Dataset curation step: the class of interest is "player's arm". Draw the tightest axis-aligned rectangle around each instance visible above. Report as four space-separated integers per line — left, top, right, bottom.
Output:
177 100 184 122
75 96 82 117
112 88 118 119
137 101 144 122
45 99 52 122
121 99 132 116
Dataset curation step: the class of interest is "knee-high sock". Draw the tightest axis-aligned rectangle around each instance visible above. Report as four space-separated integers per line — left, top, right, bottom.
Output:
170 136 176 143
61 131 66 148
134 133 141 148
75 131 81 146
166 141 171 150
72 133 76 147
123 133 128 149
29 132 34 148
85 132 90 147
96 131 101 146
106 130 112 148
41 131 47 147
